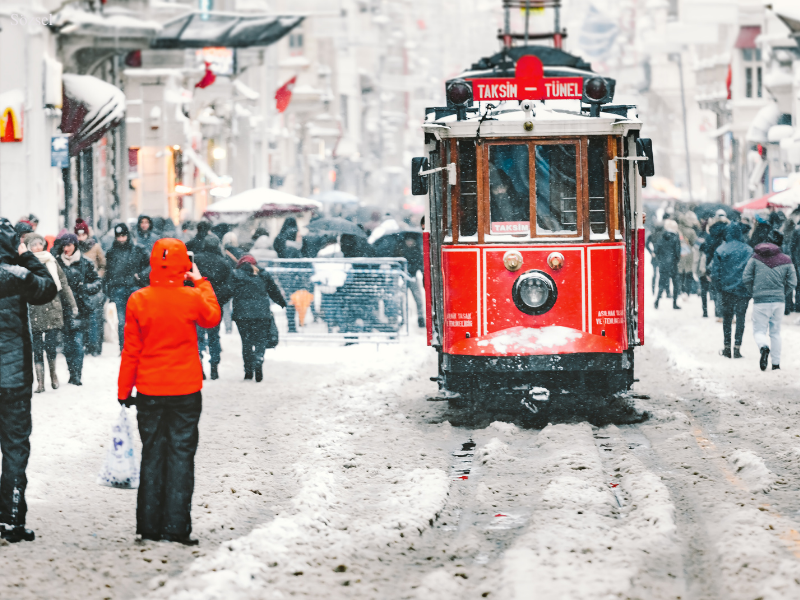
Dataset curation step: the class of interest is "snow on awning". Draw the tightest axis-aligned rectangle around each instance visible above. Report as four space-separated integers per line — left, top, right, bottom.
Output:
735 26 761 49
204 188 321 225
746 102 781 144
53 6 161 39
61 74 125 156
151 13 303 49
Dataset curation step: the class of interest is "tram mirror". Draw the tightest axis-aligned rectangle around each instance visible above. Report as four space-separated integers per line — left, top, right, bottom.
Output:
608 159 618 182
636 138 655 177
411 157 429 195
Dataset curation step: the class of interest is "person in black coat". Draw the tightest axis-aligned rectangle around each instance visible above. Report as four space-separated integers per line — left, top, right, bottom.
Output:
0 218 57 543
186 221 213 253
104 223 150 351
57 234 102 385
135 215 159 253
231 255 286 381
194 236 233 380
654 224 682 309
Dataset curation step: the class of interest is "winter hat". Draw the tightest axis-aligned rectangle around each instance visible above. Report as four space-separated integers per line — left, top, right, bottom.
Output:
74 218 90 235
24 233 46 249
236 255 257 268
715 209 727 218
114 223 130 237
252 227 269 241
61 233 79 247
203 234 221 252
15 221 33 236
150 238 192 286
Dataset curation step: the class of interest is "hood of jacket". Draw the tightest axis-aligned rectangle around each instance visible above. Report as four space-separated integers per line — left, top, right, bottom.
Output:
725 222 746 242
0 217 18 264
150 238 191 287
753 243 793 268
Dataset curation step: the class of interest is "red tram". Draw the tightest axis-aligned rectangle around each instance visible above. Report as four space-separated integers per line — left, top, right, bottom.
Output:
412 49 654 400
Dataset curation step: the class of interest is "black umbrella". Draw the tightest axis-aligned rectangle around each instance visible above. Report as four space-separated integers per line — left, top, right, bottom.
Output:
305 217 366 238
693 203 739 222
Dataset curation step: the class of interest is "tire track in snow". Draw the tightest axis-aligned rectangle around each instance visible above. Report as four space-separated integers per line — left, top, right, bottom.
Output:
634 338 800 599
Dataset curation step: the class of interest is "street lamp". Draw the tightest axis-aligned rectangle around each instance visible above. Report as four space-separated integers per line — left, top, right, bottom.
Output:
668 52 694 202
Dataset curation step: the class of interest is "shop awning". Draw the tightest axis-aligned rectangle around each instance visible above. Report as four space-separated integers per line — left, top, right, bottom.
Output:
735 26 761 49
151 13 303 49
204 188 321 225
733 192 790 212
61 74 125 156
772 1 800 34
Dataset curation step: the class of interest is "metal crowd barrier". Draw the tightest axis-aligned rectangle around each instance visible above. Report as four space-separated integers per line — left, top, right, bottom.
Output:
258 257 410 343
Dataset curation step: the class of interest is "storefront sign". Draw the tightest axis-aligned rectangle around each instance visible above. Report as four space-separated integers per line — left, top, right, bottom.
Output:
51 135 69 167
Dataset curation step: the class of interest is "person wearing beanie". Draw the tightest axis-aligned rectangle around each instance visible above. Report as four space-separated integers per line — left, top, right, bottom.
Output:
230 254 286 381
75 219 106 356
104 223 149 352
25 234 78 392
117 238 221 545
56 234 102 385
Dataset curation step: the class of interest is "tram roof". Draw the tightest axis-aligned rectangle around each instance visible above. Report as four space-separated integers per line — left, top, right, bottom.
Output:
422 101 642 139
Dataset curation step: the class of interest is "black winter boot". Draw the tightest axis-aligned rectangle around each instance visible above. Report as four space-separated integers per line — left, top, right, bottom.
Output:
733 346 743 359
720 347 732 358
244 368 253 380
759 346 770 371
1 525 35 543
255 365 263 382
161 533 198 546
773 364 781 370
210 365 219 380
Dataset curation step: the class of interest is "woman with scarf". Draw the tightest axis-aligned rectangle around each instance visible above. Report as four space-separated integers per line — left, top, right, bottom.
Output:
25 234 78 392
56 234 102 385
231 255 286 381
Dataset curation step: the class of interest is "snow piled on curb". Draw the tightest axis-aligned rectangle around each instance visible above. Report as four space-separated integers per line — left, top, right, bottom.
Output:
728 449 773 493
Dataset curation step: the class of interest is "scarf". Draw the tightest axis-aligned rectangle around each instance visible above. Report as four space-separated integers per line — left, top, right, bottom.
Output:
60 249 82 267
34 251 62 291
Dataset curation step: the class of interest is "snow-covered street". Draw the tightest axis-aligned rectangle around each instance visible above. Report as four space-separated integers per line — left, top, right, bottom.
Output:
5 280 800 599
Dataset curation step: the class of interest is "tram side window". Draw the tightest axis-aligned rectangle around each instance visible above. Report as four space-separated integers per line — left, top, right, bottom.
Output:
535 144 577 234
458 141 478 237
587 137 608 235
443 143 452 236
488 144 530 235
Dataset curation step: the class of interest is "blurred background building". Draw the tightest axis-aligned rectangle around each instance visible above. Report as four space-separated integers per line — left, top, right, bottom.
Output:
4 0 800 236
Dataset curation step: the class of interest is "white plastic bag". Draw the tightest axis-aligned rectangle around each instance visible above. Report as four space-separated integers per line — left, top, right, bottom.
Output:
97 406 140 489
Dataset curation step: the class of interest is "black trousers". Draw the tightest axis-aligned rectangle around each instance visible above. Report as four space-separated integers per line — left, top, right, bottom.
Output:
720 292 750 348
31 329 59 364
236 319 269 372
656 267 679 304
0 386 32 526
136 392 202 538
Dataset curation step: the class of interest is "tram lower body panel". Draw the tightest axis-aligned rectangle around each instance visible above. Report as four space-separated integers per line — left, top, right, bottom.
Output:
437 243 634 395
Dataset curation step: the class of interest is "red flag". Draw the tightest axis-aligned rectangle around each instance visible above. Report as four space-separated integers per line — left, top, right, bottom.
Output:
195 62 216 89
275 76 297 113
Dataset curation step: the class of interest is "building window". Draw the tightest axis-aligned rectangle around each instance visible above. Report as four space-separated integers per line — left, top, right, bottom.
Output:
289 32 304 55
743 48 762 99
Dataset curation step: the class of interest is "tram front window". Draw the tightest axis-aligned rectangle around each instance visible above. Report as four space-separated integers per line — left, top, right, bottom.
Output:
535 144 577 234
488 144 530 235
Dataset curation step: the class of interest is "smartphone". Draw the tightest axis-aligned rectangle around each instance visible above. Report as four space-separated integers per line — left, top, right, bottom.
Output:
187 251 194 264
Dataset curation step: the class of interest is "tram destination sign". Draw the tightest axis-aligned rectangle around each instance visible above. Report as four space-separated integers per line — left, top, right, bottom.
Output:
468 55 584 102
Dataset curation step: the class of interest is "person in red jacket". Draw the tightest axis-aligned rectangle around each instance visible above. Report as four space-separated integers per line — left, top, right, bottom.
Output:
118 238 220 545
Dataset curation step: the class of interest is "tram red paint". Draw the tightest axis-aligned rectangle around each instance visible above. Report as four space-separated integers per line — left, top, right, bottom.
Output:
423 231 433 346
588 246 626 348
441 249 480 350
638 228 645 344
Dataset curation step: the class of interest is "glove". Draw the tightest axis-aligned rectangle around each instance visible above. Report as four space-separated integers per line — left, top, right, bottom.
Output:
118 395 136 407
0 264 30 279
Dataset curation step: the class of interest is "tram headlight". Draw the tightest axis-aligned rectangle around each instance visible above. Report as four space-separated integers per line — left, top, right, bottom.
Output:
512 270 558 315
446 79 473 107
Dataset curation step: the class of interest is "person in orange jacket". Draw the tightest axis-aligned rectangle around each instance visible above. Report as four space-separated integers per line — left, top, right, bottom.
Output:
118 238 221 545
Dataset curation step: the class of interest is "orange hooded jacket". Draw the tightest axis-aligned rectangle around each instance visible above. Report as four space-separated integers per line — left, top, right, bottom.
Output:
118 238 221 400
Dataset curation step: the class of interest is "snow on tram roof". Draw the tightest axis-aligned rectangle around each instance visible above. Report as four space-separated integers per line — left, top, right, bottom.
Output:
423 101 641 138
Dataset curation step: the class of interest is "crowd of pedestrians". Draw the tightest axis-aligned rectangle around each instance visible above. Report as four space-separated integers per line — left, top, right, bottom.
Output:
648 206 799 370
